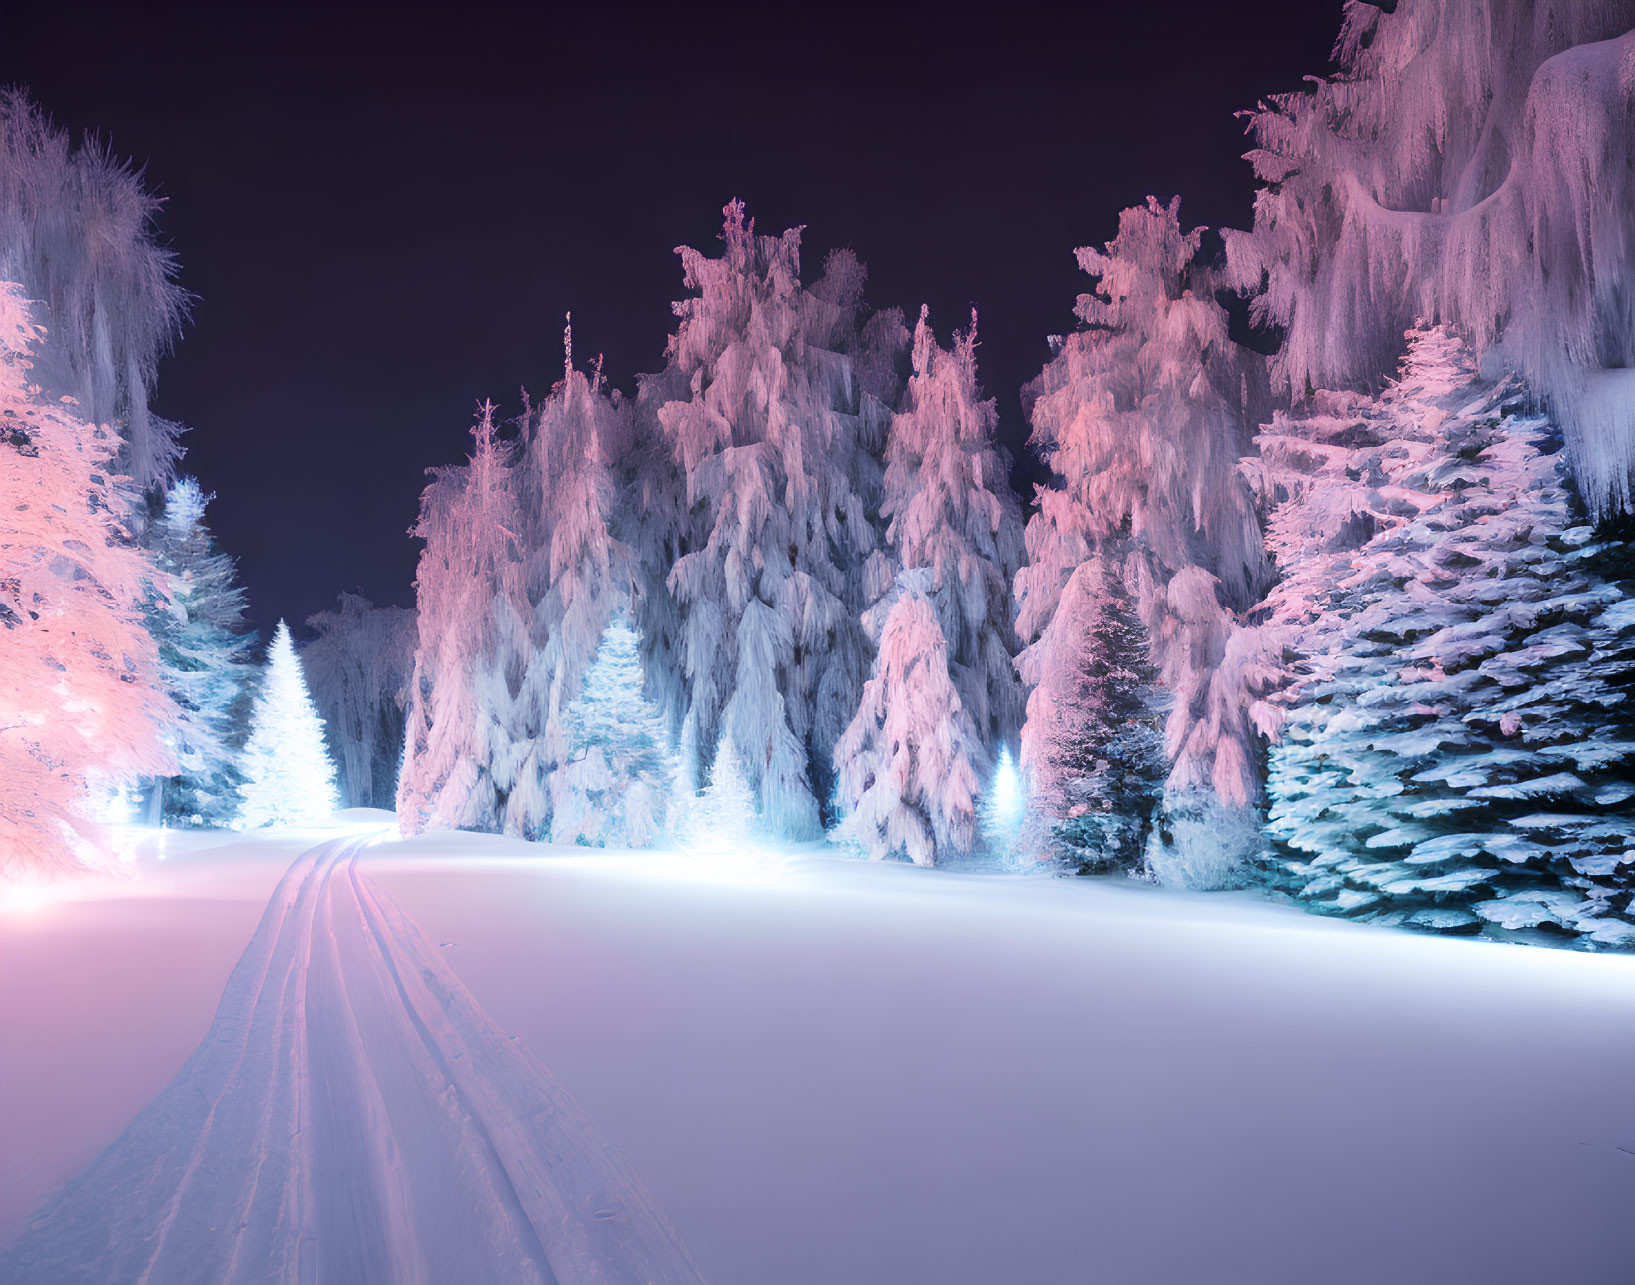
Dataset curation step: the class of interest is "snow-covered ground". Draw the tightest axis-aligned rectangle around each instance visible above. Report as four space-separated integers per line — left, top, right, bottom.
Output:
5 821 1634 1283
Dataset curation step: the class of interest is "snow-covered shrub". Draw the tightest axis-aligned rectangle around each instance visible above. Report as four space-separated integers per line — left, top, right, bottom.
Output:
0 283 175 875
1228 0 1635 516
834 586 984 866
235 621 339 829
1251 327 1635 945
1144 793 1261 891
304 592 416 811
144 477 256 826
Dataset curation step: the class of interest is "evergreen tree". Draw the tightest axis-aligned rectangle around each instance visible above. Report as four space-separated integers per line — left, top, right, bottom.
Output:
143 477 255 827
508 319 637 839
978 744 1027 862
0 283 175 875
397 401 529 835
1015 197 1270 883
0 90 188 500
1019 555 1167 873
1226 2 1635 516
676 731 760 859
835 586 985 866
304 592 417 811
879 304 1024 756
1252 328 1635 945
652 201 896 838
548 612 677 848
235 620 339 829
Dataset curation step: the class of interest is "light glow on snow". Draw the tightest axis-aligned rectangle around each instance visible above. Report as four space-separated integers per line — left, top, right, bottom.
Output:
987 747 1025 836
0 882 54 916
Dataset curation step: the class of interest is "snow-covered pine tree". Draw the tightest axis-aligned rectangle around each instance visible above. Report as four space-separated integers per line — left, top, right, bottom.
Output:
507 319 638 839
304 592 417 811
879 304 1024 757
548 612 677 848
0 90 188 501
143 477 255 826
1250 326 1635 946
835 585 985 866
676 730 760 858
397 401 529 835
235 620 339 829
1014 197 1271 884
1226 1 1635 517
978 744 1027 861
1018 554 1167 873
653 201 895 838
0 283 175 875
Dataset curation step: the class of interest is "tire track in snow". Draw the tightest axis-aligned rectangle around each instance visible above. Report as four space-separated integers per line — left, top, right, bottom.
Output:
1 834 704 1285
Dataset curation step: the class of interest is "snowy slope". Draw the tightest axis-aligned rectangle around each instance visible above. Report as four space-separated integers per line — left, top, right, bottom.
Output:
5 827 1635 1284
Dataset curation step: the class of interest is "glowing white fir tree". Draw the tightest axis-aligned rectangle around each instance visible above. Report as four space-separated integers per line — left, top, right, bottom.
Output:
236 620 340 828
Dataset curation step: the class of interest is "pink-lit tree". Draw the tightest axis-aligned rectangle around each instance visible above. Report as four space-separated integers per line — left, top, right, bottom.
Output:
397 401 529 835
0 282 175 875
507 319 639 839
1016 197 1270 884
650 201 892 838
879 305 1024 756
834 589 984 866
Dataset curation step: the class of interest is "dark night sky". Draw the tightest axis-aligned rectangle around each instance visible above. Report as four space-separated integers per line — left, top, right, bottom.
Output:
3 2 1338 637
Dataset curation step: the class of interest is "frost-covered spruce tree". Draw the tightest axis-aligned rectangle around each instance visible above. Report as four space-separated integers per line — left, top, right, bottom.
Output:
236 621 339 829
1227 1 1635 517
144 477 255 826
1014 197 1270 883
0 284 174 875
304 592 417 811
0 90 188 499
1251 327 1635 945
878 305 1024 754
548 612 677 848
1018 554 1167 873
835 586 985 866
676 731 760 858
653 201 894 838
507 320 638 839
397 401 529 835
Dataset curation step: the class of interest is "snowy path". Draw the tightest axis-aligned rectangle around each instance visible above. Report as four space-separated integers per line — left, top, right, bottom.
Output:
1 834 703 1285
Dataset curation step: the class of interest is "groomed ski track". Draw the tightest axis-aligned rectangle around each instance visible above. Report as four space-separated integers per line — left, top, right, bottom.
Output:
2 833 704 1285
